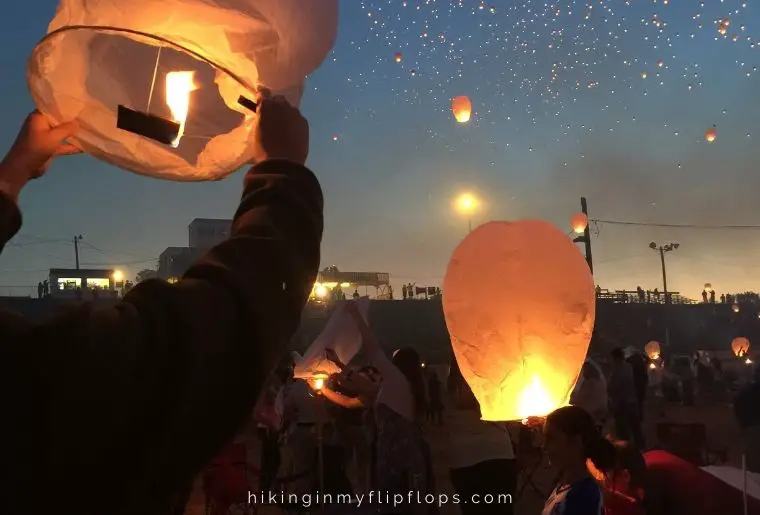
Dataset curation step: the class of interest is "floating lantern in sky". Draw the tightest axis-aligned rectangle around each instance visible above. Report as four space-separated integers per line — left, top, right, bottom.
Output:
571 212 588 234
645 341 661 360
733 303 741 313
732 337 750 357
705 127 717 142
657 59 664 67
27 0 338 181
443 220 595 421
704 283 713 292
394 52 403 63
451 96 472 123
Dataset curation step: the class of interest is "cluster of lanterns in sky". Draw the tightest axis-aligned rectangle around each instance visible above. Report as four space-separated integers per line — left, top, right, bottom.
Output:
444 88 717 143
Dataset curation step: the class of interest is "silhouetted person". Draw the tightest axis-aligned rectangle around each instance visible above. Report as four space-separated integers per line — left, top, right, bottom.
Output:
608 348 645 448
43 279 49 297
637 286 645 303
626 352 649 420
721 294 726 303
37 281 43 299
402 284 408 300
0 99 320 514
702 290 708 303
352 289 360 299
710 290 716 303
388 285 394 300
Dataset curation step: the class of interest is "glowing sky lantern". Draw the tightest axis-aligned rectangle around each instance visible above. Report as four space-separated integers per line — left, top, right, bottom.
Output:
733 304 740 313
27 0 338 181
705 127 717 142
645 341 661 360
443 220 596 421
704 283 713 292
394 52 403 63
452 96 472 123
571 212 589 234
732 337 750 357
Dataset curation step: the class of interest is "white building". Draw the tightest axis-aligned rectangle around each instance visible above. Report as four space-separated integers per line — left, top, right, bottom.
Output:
158 218 232 280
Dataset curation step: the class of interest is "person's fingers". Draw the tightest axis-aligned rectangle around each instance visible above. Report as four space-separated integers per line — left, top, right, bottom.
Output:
54 143 82 156
49 120 80 142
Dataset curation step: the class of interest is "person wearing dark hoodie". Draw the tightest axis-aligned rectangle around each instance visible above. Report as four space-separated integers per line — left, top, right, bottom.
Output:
0 96 322 515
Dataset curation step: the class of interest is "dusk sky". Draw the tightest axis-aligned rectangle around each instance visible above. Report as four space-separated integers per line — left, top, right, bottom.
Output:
1 0 759 299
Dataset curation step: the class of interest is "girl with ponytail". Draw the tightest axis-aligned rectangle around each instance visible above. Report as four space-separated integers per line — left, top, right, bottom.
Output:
542 405 616 515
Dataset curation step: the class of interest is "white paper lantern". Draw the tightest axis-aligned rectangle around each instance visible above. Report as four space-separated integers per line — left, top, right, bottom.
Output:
28 0 337 181
443 220 596 421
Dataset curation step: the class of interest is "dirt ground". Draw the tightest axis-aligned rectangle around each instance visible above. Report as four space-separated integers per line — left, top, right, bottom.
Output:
185 391 743 515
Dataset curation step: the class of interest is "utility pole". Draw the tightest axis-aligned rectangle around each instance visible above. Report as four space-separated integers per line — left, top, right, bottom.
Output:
650 241 679 346
74 235 83 269
572 197 594 273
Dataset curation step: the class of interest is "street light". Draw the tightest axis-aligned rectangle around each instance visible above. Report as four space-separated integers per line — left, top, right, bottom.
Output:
650 241 679 347
454 192 480 232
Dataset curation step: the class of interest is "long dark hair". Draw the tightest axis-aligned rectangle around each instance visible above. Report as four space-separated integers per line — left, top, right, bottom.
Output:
391 347 427 416
545 405 616 472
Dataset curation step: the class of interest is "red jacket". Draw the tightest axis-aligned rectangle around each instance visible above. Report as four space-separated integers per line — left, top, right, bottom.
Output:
644 450 760 515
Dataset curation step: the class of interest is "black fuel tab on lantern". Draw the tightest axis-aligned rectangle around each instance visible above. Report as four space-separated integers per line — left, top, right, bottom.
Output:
237 96 258 112
116 105 180 145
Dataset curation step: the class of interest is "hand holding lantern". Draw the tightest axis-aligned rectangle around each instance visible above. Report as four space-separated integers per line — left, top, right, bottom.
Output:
0 112 80 199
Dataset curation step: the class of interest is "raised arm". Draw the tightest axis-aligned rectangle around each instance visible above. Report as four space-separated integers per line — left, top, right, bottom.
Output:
0 101 321 513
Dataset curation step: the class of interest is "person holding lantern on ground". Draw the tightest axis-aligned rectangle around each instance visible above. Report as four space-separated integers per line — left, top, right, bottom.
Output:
0 95 322 514
315 301 435 515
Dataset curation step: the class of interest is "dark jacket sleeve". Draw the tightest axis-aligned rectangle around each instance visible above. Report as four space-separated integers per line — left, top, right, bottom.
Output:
0 160 323 514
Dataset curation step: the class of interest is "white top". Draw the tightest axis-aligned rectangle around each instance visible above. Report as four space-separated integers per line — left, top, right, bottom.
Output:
285 379 319 424
368 346 415 421
446 412 514 469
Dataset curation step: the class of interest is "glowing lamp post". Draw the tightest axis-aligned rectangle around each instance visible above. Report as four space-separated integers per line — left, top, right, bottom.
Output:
454 192 480 233
443 220 595 422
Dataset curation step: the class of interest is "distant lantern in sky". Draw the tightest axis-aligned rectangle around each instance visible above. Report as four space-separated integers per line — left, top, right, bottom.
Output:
641 72 648 79
394 52 403 63
451 96 472 123
732 337 750 357
705 127 717 142
571 212 588 234
657 59 664 67
645 341 661 360
704 283 713 292
443 220 595 421
733 304 741 313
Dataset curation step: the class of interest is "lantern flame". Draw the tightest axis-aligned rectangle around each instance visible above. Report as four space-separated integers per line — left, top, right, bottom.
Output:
516 375 558 419
165 71 197 147
312 372 329 391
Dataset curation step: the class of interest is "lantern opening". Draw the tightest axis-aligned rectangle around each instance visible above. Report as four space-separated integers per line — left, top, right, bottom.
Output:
165 71 197 147
116 105 179 145
516 375 558 419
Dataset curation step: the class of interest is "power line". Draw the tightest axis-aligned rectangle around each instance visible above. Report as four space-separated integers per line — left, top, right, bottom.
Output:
592 218 760 230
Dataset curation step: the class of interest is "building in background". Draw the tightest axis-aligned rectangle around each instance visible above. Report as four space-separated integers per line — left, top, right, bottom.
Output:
158 218 233 281
48 268 119 300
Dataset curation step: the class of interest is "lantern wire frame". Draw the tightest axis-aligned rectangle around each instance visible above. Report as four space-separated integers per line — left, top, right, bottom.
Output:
29 25 260 163
32 25 257 94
